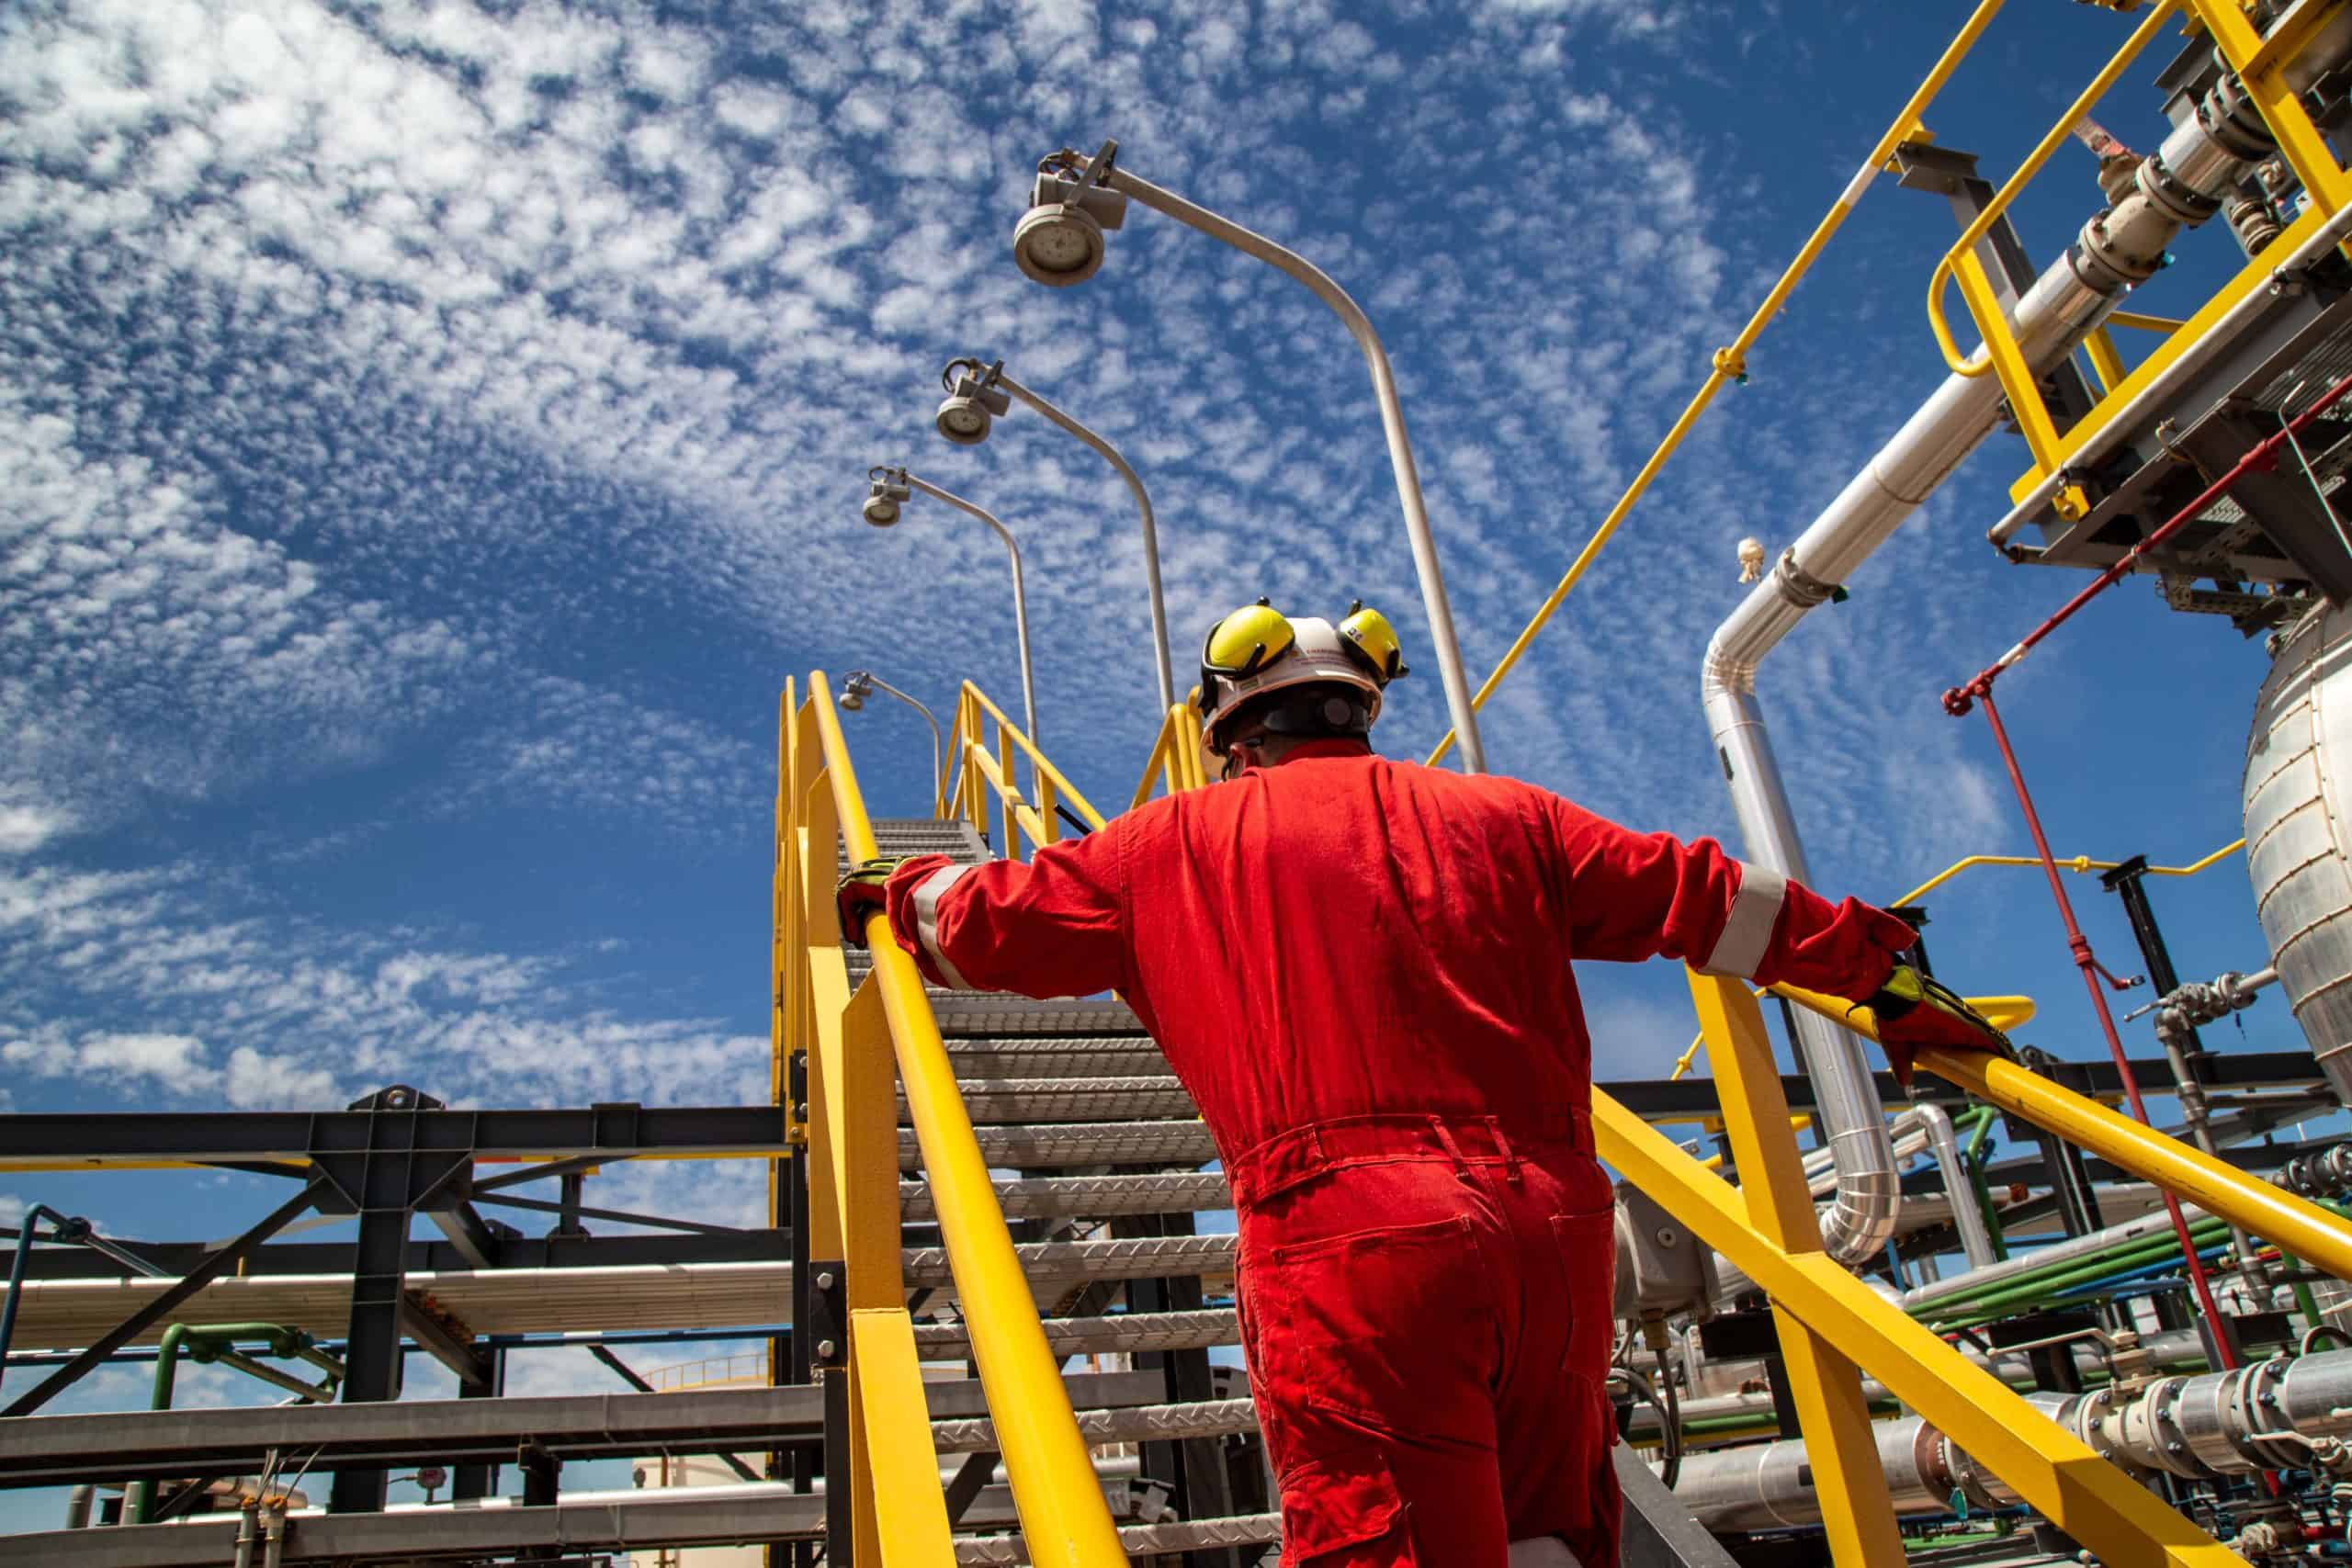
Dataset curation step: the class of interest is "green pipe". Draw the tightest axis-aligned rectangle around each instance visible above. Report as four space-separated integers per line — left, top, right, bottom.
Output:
2277 1247 2326 1327
127 1324 341 1524
1919 1221 2233 1314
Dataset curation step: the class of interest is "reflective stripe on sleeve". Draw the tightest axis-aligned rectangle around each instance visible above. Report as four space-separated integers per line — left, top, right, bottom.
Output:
911 863 978 991
1700 863 1787 979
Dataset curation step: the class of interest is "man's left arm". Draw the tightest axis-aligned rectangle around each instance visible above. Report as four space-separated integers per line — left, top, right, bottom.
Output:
844 825 1131 999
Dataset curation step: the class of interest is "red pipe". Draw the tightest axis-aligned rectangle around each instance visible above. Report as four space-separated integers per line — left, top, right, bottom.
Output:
1975 689 2237 1369
1944 368 2352 716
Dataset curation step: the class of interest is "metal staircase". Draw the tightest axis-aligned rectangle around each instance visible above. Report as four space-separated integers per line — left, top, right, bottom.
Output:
855 818 1278 1564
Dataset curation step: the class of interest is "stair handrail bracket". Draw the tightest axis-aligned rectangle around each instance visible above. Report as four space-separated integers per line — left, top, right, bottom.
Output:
793 671 1129 1567
1645 972 2247 1568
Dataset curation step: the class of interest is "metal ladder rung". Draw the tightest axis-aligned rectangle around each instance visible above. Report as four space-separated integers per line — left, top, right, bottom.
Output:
932 1395 1261 1455
914 1308 1238 1360
901 1232 1236 1289
952 1512 1283 1562
911 1078 1196 1124
902 1121 1217 1170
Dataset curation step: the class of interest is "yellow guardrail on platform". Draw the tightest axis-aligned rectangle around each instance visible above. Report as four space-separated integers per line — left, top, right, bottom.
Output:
939 682 1111 857
1132 694 1209 808
779 672 1126 1567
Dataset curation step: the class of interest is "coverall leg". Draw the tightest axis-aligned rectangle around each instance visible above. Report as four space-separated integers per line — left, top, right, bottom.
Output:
1231 1115 1620 1568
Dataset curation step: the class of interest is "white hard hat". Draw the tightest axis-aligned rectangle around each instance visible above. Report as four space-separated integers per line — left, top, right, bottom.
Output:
1196 600 1400 779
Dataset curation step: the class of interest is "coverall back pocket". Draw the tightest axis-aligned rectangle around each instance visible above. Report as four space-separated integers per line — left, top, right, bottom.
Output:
1263 1213 1489 1431
1548 1209 1616 1377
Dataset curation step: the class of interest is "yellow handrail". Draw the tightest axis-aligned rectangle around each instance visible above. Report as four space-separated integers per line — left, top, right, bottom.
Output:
803 673 1127 1567
1423 0 2007 767
1926 1 2181 379
2107 309 2188 334
1892 837 2244 908
963 682 1110 830
1132 696 1209 807
1771 977 2352 1284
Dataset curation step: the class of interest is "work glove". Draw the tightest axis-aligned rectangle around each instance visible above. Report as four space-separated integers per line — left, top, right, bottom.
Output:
1860 964 2017 1089
835 857 912 949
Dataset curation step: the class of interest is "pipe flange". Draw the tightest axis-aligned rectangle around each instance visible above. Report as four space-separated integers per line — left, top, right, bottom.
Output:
2240 1357 2306 1471
2200 73 2278 164
2135 152 2224 228
2141 1376 2211 1478
2077 205 2171 292
1942 1435 2015 1513
2073 1384 2134 1470
1770 547 1842 610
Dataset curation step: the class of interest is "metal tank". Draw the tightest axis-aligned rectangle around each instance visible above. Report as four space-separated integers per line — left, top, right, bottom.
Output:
2245 599 2352 1102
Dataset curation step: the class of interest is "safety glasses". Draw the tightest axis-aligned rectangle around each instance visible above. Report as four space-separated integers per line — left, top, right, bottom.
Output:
1339 601 1408 682
1201 599 1295 678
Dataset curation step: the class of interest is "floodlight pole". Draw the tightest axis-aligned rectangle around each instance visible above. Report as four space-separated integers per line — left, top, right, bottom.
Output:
987 367 1178 714
1048 148 1488 773
901 472 1043 747
844 671 944 787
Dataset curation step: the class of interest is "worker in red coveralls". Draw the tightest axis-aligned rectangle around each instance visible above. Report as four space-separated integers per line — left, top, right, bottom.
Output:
839 601 2011 1568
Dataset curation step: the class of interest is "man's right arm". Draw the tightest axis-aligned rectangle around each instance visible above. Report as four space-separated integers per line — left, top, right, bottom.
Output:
1544 795 1917 999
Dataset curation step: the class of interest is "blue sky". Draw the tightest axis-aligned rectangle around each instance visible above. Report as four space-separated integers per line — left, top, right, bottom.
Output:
0 0 2324 1527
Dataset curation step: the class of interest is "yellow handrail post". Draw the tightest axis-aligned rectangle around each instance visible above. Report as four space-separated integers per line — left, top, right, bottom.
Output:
849 1308 956 1561
999 717 1019 859
2084 325 2127 396
840 981 911 1561
808 674 1127 1567
1039 767 1059 848
1686 971 1905 1566
799 771 849 1273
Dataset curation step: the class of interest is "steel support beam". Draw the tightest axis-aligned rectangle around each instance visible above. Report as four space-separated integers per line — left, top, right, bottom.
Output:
2 1486 831 1567
0 1101 792 1170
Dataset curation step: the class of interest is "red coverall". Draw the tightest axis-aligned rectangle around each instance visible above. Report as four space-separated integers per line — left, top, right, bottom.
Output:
877 741 1917 1567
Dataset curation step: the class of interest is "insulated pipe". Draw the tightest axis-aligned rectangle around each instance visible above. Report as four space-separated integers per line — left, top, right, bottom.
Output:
1677 1351 2352 1527
899 474 1042 750
1913 1103 2000 1269
1902 1202 2218 1313
1701 36 2301 1264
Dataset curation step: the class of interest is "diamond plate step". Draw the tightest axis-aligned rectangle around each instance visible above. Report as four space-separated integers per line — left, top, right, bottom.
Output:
913 1308 1239 1360
933 997 1144 1036
932 1396 1261 1455
944 1040 1170 1079
901 1121 1217 1171
909 1077 1196 1124
900 1170 1232 1222
902 1233 1236 1290
954 1513 1282 1563
856 819 991 865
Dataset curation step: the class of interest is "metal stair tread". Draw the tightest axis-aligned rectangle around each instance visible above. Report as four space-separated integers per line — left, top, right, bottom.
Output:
913 1307 1238 1359
943 1041 1171 1078
932 1395 1260 1455
901 1120 1217 1170
900 1231 1236 1289
900 1170 1231 1221
951 1512 1281 1562
910 1077 1198 1124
